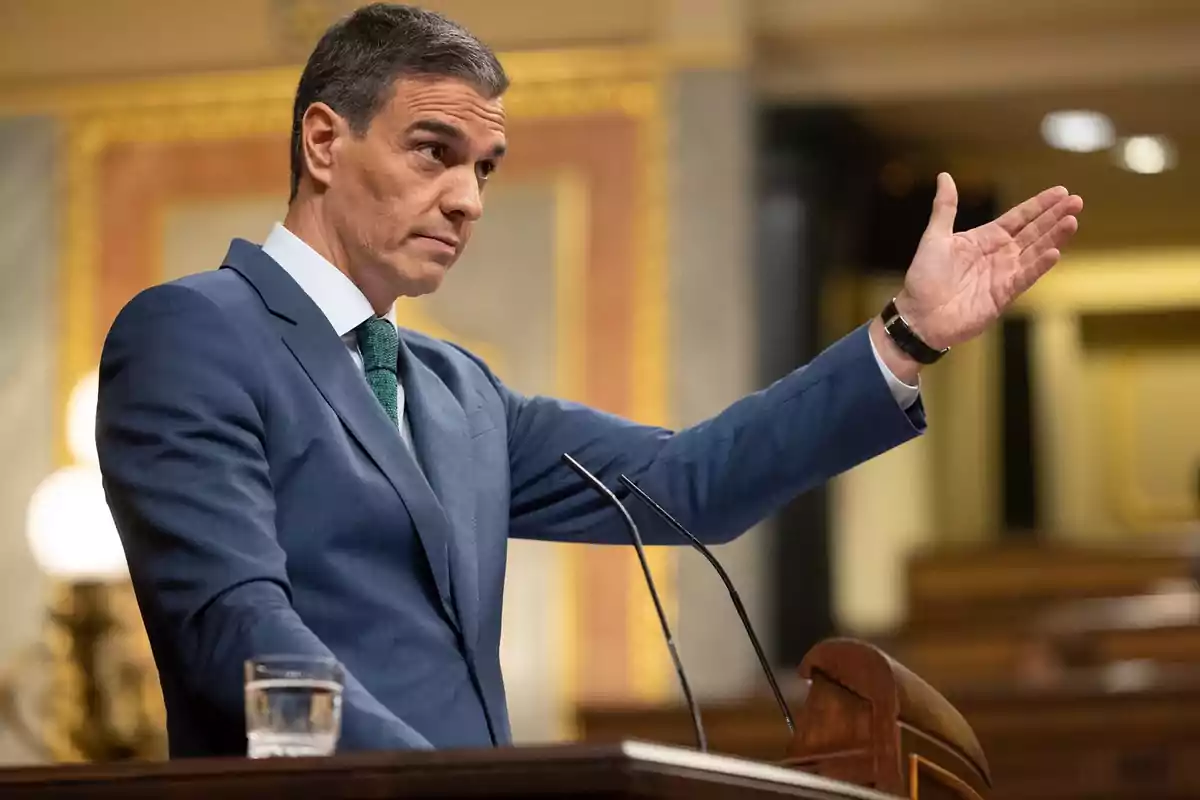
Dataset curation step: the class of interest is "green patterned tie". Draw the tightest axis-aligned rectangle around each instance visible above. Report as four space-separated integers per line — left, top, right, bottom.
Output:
355 317 398 424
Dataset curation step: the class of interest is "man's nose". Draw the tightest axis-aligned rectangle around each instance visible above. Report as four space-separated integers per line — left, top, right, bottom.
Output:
441 167 483 222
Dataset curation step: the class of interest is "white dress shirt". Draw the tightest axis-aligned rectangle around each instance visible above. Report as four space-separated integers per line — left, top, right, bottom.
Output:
262 223 415 445
871 336 920 410
261 222 919 426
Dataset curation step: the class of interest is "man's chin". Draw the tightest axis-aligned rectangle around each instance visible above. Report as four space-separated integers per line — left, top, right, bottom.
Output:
394 261 451 298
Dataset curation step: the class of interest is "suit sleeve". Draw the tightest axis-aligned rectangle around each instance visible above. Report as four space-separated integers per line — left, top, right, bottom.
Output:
496 324 925 546
97 284 431 753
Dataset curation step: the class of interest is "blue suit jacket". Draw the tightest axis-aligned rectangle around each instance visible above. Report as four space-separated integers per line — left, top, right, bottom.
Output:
96 239 923 758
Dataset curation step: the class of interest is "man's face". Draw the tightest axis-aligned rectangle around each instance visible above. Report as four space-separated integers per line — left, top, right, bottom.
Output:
318 77 507 299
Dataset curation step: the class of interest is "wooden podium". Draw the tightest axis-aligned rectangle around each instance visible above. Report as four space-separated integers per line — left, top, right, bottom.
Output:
787 639 991 800
0 639 988 799
0 741 899 799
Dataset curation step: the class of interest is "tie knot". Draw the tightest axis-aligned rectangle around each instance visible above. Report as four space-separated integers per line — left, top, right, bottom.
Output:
355 316 397 374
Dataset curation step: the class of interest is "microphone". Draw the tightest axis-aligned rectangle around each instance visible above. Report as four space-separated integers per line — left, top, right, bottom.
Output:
618 474 796 734
560 453 707 752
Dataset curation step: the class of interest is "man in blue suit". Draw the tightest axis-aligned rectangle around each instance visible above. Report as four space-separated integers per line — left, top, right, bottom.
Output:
96 4 1082 757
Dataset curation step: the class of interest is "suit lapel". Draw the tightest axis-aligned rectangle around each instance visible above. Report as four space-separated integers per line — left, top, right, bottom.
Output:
220 241 459 635
399 336 481 652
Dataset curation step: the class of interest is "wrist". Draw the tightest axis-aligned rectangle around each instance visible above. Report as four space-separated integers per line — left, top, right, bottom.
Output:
892 291 939 348
869 316 921 385
881 294 950 365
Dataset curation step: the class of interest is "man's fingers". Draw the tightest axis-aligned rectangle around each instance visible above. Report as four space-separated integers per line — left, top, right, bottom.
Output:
995 185 1071 237
1014 195 1083 250
1009 216 1077 299
1019 215 1079 269
1012 248 1062 296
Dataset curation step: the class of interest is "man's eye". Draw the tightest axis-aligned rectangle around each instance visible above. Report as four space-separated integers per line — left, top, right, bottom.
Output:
477 161 497 181
417 142 447 162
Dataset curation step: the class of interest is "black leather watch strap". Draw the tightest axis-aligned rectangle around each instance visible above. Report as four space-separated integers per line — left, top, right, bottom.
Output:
880 298 949 365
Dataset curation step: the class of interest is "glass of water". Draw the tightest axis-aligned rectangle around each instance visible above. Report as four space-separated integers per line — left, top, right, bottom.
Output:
244 655 344 758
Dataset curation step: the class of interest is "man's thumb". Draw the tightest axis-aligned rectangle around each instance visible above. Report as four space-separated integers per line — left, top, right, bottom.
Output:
925 172 959 237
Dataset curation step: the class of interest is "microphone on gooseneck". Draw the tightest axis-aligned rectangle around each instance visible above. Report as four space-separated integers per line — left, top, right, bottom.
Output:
618 474 796 735
560 453 708 753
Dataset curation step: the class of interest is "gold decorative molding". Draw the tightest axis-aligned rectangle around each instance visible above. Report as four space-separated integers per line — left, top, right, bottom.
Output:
58 121 100 466
553 172 590 406
56 106 293 465
551 171 589 738
0 47 676 119
0 69 299 119
624 78 676 703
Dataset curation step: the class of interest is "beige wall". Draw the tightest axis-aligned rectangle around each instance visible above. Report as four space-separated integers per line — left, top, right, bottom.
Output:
0 117 56 764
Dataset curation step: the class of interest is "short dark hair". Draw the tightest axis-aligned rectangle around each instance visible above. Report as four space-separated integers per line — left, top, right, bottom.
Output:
289 3 508 201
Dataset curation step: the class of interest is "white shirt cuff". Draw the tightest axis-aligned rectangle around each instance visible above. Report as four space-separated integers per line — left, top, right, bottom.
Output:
869 334 920 410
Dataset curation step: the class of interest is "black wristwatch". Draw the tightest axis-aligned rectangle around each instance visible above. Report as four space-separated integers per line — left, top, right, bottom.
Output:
880 298 949 365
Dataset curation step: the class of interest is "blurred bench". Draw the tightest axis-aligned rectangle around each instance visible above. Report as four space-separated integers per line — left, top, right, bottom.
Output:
578 539 1200 799
882 539 1200 689
904 539 1196 629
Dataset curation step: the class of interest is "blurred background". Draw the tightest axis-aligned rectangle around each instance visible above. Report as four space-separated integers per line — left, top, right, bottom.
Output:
0 1 1198 797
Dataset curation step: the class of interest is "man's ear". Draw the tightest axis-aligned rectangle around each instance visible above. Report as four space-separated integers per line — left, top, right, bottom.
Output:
300 102 345 192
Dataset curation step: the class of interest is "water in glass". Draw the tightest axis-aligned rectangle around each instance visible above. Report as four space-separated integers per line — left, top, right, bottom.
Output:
244 656 343 758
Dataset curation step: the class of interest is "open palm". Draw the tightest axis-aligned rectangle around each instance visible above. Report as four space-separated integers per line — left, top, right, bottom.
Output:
897 173 1084 350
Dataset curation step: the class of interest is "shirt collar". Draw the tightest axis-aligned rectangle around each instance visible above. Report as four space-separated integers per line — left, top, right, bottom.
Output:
261 222 395 336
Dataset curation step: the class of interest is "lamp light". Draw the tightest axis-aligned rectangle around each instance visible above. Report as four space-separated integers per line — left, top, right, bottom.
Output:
1040 110 1116 154
1114 135 1178 175
25 370 126 581
3 370 163 763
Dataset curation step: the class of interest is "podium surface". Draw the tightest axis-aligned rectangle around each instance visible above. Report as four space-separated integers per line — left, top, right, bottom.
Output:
0 741 899 799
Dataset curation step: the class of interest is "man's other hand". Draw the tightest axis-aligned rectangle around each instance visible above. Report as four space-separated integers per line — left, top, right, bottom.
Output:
895 172 1083 351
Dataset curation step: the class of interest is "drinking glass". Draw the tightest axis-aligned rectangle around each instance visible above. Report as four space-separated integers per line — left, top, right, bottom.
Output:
244 655 344 758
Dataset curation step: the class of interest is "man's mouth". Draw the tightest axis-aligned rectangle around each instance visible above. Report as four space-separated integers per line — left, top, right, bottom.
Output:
414 233 458 249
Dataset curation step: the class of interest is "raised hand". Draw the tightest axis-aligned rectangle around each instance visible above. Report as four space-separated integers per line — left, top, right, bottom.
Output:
895 173 1083 350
